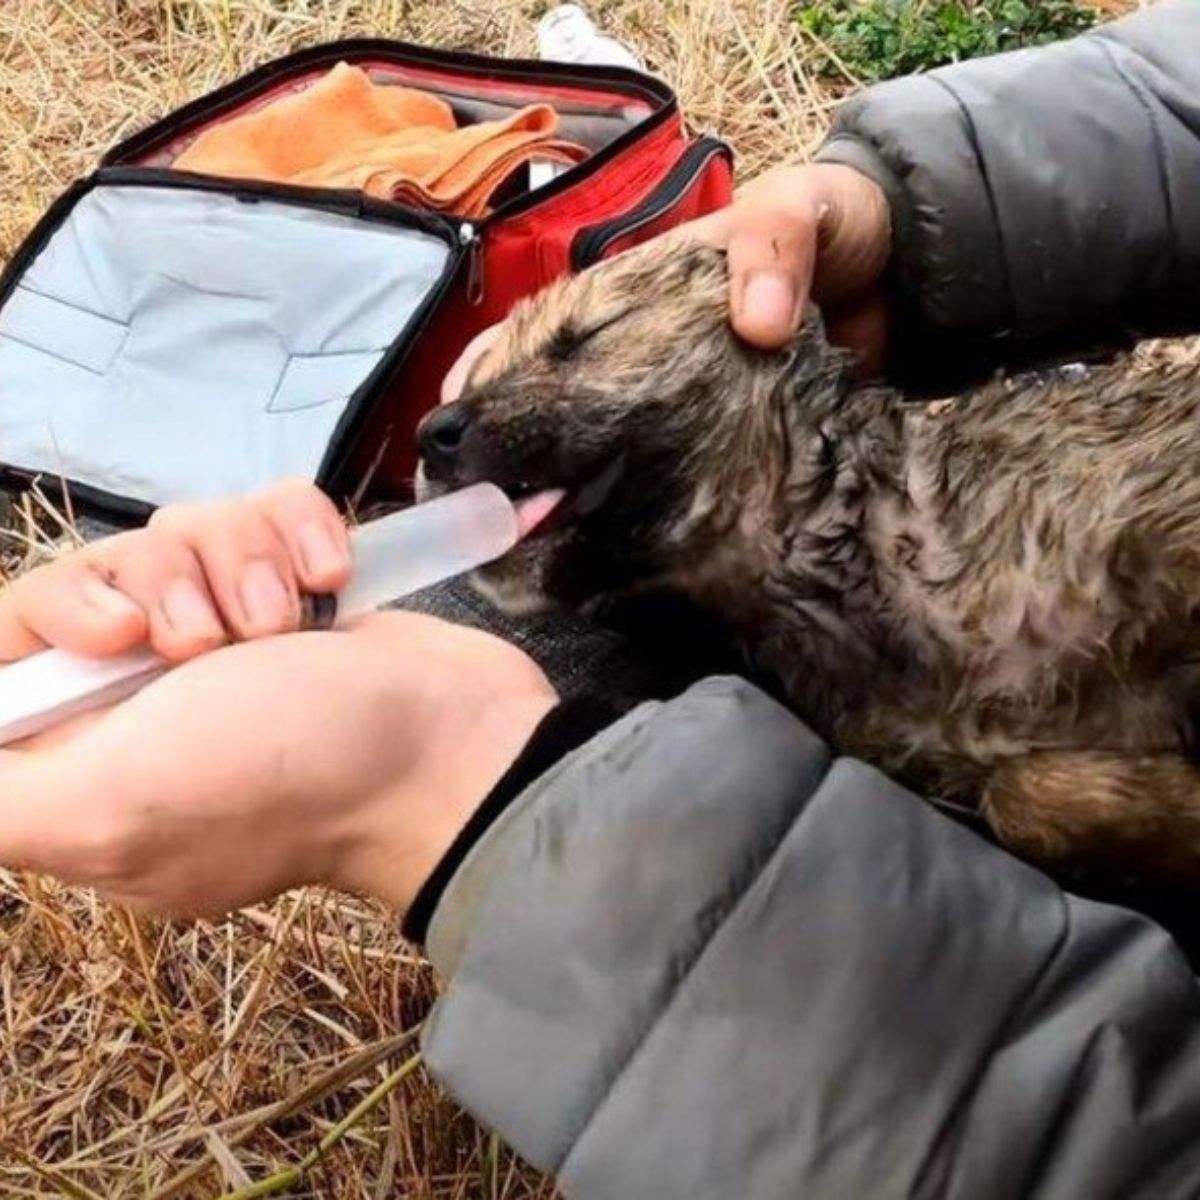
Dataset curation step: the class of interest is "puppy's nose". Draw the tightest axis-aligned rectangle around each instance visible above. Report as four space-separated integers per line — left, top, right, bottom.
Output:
418 403 474 474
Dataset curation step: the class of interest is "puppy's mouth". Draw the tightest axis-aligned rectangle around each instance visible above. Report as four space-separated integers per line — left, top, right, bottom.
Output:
424 453 629 544
512 488 568 539
515 453 627 536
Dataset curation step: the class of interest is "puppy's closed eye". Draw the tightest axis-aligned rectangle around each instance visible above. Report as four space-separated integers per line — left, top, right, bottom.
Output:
545 307 639 363
547 322 586 363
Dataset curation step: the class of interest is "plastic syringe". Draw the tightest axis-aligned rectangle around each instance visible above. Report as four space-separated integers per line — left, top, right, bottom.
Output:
0 483 523 747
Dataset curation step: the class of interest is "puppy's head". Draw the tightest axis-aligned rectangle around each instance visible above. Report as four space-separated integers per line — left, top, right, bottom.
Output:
416 239 851 615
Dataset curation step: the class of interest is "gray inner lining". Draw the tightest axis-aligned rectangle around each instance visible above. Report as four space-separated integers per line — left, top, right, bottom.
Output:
401 86 646 152
0 185 451 507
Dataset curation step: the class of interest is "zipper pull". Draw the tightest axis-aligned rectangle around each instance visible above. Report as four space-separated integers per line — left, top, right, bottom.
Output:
460 223 485 307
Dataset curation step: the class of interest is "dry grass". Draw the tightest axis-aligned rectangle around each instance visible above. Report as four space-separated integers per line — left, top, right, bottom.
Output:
0 0 1180 1195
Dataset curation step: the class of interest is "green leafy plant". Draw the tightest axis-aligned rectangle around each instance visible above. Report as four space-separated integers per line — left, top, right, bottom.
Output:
797 0 1099 82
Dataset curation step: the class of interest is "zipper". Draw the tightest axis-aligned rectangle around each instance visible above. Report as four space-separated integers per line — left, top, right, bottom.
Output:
102 40 678 226
103 38 673 170
321 219 486 487
0 466 155 528
569 136 731 271
0 42 696 517
460 222 485 306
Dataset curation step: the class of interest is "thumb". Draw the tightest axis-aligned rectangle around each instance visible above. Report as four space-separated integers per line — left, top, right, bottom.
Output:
725 200 820 349
0 743 112 882
674 199 818 348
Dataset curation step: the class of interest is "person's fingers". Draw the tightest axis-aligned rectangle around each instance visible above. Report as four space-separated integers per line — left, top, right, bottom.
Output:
0 485 348 673
95 525 229 661
0 595 46 662
807 164 893 312
147 501 300 643
662 173 820 349
826 295 890 381
660 163 893 360
442 324 504 405
726 198 819 349
0 548 149 662
254 479 352 597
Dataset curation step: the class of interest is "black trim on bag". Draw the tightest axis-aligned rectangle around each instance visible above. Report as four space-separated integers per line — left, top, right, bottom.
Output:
570 135 731 271
93 166 463 241
0 168 465 313
316 226 472 494
101 38 680 225
0 179 95 314
0 170 468 522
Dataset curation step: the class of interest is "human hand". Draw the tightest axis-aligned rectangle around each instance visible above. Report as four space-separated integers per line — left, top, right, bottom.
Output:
0 479 354 669
0 489 556 917
682 162 892 370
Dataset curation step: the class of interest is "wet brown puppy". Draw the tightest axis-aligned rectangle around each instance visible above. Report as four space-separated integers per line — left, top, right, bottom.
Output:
417 239 1200 891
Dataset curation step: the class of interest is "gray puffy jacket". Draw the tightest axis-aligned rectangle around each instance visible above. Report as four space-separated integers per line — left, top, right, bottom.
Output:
416 7 1200 1197
818 0 1200 392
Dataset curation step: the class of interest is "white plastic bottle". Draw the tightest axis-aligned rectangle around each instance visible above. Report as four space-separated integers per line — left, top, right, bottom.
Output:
536 3 644 71
530 4 647 190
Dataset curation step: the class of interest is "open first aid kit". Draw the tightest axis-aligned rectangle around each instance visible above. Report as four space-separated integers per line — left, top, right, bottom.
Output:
0 38 733 522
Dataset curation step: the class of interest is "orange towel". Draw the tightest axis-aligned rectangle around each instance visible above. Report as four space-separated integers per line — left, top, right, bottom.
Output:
175 62 587 219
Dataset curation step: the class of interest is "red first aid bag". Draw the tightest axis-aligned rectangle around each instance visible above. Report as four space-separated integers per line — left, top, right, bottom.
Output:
0 39 732 521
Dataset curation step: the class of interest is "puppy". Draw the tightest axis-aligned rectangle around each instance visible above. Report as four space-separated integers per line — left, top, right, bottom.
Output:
417 238 1200 891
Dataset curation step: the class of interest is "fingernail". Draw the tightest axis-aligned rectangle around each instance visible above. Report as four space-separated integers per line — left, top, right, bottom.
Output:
298 521 348 580
82 577 142 622
239 561 291 631
161 579 224 641
741 271 800 334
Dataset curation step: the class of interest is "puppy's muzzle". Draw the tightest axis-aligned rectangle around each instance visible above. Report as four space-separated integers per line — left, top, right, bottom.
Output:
417 401 475 483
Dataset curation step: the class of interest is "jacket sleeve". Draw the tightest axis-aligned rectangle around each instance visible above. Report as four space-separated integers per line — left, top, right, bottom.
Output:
816 0 1200 393
418 677 1200 1200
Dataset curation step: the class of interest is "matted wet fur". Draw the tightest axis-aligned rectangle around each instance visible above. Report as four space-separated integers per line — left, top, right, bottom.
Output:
417 238 1200 892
